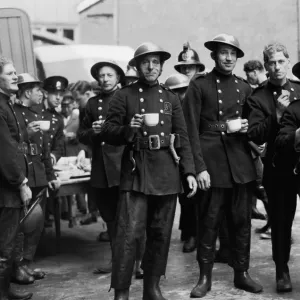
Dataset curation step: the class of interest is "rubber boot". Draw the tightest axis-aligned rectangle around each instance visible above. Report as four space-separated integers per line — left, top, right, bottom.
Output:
234 271 263 293
143 275 167 300
190 263 213 298
276 264 292 293
114 288 129 300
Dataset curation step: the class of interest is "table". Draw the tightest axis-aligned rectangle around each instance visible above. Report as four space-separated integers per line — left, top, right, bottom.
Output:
49 176 90 252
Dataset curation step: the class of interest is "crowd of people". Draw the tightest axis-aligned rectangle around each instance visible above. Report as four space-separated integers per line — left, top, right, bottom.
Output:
0 32 300 300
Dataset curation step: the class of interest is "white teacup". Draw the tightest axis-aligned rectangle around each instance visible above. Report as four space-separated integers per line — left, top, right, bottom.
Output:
142 113 159 127
226 118 241 133
36 120 50 131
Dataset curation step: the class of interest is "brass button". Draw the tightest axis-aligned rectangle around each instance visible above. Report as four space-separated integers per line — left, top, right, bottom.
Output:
291 88 295 91
216 79 220 83
22 112 25 115
35 114 37 117
237 100 240 103
219 111 223 115
50 135 53 138
159 90 162 93
294 97 297 100
99 115 103 119
40 137 42 140
160 132 165 136
141 108 145 113
25 119 28 122
160 109 163 113
235 80 238 83
160 121 164 125
53 114 55 117
98 107 102 110
236 111 239 114
237 89 240 93
273 91 277 95
218 89 222 93
219 100 222 104
101 142 105 146
140 98 144 102
160 99 163 103
221 132 225 135
139 88 143 92
143 131 147 136
99 99 103 102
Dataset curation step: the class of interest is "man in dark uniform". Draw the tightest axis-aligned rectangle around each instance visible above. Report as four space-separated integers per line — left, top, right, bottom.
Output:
78 60 125 274
246 43 300 293
174 42 206 80
100 42 197 300
183 34 263 298
13 73 60 284
0 56 33 300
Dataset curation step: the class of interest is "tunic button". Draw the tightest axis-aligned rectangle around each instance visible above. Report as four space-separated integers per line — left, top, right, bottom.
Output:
236 111 239 114
219 111 223 115
273 91 277 95
160 109 163 113
237 100 240 103
218 89 222 93
160 132 164 136
291 88 295 91
48 143 50 146
25 119 28 122
160 99 163 103
141 109 145 113
101 142 105 146
53 115 55 117
98 107 102 110
159 90 162 93
221 132 225 135
139 88 143 92
294 97 297 100
42 116 44 119
99 99 103 102
40 137 42 140
219 100 222 104
53 128 55 131
99 115 103 119
143 131 147 136
235 80 238 83
237 89 240 92
140 98 144 102
22 112 25 115
51 135 53 138
216 79 220 83
35 114 37 117
160 121 164 125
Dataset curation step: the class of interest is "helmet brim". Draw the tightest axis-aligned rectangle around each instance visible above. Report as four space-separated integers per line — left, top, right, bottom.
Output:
204 41 244 58
169 82 189 90
91 61 125 83
292 62 300 79
174 61 205 73
129 51 171 67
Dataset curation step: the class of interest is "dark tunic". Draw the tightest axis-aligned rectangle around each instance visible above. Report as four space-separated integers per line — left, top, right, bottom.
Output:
183 68 256 188
0 93 27 208
14 103 56 187
100 80 196 195
78 90 124 188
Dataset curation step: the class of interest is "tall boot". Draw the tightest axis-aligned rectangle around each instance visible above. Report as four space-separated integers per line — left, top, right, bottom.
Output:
234 270 263 293
93 221 115 274
114 288 129 300
143 275 167 300
276 264 292 293
190 263 212 298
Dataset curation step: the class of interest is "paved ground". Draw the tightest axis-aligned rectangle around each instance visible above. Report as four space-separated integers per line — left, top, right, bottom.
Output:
14 200 300 300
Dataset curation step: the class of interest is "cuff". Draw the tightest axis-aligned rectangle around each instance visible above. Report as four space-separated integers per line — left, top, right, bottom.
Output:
18 178 28 189
294 128 300 152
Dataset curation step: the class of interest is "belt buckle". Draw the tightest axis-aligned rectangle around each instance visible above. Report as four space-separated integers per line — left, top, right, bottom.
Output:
30 143 38 155
148 135 160 150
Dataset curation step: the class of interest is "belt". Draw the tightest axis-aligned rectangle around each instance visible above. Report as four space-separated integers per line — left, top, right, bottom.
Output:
132 134 180 151
18 143 41 156
200 120 227 133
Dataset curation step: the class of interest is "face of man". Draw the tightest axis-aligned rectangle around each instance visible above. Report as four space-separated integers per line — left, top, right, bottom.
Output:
98 66 120 93
264 51 289 82
61 99 75 118
173 87 187 102
139 54 162 84
245 70 259 85
0 63 18 94
27 85 43 105
47 91 64 109
179 65 198 80
214 45 237 74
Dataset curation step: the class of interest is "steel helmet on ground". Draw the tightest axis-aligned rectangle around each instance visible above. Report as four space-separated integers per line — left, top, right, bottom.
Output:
204 33 244 58
129 42 171 67
165 73 189 90
174 42 205 72
90 60 125 83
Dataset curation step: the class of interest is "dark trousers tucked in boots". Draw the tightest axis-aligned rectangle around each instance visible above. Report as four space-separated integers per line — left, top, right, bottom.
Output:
264 174 297 290
193 183 262 296
111 191 177 291
90 186 119 274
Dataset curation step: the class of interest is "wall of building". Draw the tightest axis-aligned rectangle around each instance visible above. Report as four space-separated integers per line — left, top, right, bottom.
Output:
78 0 299 79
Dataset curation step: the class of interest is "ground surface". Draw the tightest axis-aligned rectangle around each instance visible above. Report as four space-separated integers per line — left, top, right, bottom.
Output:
14 200 300 300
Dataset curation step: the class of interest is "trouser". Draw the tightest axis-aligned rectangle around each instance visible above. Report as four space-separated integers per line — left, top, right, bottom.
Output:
111 191 177 289
197 183 253 271
178 194 197 239
0 207 21 294
14 186 47 264
264 174 298 271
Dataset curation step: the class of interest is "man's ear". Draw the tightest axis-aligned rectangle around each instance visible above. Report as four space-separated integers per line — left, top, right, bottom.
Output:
25 89 31 99
210 51 216 61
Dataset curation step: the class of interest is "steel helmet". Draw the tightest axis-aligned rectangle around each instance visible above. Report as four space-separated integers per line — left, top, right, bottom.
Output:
17 73 41 86
91 60 125 83
125 65 139 79
174 42 205 72
165 73 189 90
129 42 171 67
22 204 44 234
204 33 244 58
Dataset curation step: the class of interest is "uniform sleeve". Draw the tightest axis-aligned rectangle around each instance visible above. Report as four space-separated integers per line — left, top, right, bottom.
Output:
51 117 65 162
246 95 277 145
41 132 56 181
182 80 207 174
275 105 299 152
171 95 196 177
100 90 135 145
0 110 25 188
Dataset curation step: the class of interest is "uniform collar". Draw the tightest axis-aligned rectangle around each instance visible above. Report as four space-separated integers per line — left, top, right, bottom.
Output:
267 79 291 94
212 67 233 79
0 91 10 100
137 79 160 88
